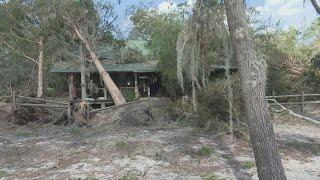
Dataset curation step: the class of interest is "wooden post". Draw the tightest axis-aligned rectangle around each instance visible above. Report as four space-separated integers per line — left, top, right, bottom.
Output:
11 91 16 122
85 107 90 127
147 86 150 100
67 73 76 121
134 73 139 99
72 74 76 99
102 87 107 108
272 90 275 97
80 45 87 100
147 86 151 120
301 91 304 114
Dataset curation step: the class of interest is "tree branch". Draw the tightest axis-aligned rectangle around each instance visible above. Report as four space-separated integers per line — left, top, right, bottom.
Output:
65 51 93 62
9 30 38 44
310 0 320 14
1 40 38 63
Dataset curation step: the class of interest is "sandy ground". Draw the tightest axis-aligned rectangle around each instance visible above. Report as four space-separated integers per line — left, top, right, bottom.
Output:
0 111 319 180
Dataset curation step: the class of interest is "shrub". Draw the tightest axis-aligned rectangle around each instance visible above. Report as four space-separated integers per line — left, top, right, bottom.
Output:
240 161 255 169
0 170 8 177
196 73 246 131
122 88 135 102
115 140 128 150
197 146 212 156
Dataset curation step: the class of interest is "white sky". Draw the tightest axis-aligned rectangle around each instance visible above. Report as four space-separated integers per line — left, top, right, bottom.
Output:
116 0 319 36
253 0 318 30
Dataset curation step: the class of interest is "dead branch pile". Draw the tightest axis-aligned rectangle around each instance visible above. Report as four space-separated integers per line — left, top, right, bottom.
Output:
11 106 67 125
91 98 174 126
7 97 68 125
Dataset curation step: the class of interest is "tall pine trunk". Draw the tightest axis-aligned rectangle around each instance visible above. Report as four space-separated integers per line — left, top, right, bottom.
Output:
224 0 286 179
37 37 44 98
73 27 126 105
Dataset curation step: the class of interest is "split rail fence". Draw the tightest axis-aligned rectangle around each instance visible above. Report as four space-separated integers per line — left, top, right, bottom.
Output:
0 93 68 120
266 92 320 124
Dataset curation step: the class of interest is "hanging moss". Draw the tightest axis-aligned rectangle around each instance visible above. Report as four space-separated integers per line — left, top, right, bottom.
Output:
176 0 226 112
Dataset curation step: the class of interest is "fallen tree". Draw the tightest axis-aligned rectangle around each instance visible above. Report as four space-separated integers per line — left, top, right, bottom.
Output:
71 24 126 105
58 1 126 105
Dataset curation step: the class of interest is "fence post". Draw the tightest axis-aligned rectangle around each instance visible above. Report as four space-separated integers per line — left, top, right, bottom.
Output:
147 86 152 119
272 90 275 97
11 91 16 122
301 91 304 114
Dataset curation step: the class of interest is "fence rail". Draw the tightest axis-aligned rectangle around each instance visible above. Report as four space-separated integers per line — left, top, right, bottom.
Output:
266 92 320 114
17 96 68 105
268 98 320 125
17 103 67 108
90 99 147 113
267 92 320 125
266 94 320 99
0 94 68 109
0 96 12 101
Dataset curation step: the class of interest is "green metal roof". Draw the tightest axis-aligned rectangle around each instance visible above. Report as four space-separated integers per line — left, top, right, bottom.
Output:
126 40 151 57
52 40 156 73
50 61 159 73
96 40 151 60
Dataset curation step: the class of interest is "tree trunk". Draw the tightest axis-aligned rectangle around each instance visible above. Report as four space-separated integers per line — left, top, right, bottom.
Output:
224 1 287 180
223 34 234 135
73 27 126 105
37 37 44 98
80 45 87 100
310 0 320 14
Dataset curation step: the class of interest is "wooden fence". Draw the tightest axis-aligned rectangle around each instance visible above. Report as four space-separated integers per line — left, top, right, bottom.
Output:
0 94 68 111
266 92 320 114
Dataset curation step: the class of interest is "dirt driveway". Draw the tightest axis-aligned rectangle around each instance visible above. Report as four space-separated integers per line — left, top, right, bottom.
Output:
0 112 319 180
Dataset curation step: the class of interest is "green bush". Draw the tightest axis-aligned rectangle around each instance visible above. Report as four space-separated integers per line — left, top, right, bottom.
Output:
122 88 135 102
307 53 320 92
240 161 255 169
196 73 246 131
0 170 8 177
197 146 212 156
115 140 128 150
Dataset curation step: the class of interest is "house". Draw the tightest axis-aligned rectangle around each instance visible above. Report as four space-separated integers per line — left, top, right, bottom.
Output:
50 40 161 107
50 40 237 108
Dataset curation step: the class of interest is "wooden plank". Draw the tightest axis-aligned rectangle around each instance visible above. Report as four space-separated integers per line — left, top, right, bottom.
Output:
71 99 113 103
0 96 12 100
17 103 67 108
90 99 147 113
0 104 11 108
267 101 320 105
266 94 320 99
18 96 68 105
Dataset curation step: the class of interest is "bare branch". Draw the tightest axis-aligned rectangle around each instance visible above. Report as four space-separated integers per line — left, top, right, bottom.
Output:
65 51 94 62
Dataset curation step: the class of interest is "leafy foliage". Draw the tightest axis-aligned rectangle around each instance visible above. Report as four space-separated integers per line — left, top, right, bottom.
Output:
197 146 212 156
131 9 183 98
122 88 135 102
177 0 226 94
196 74 245 130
